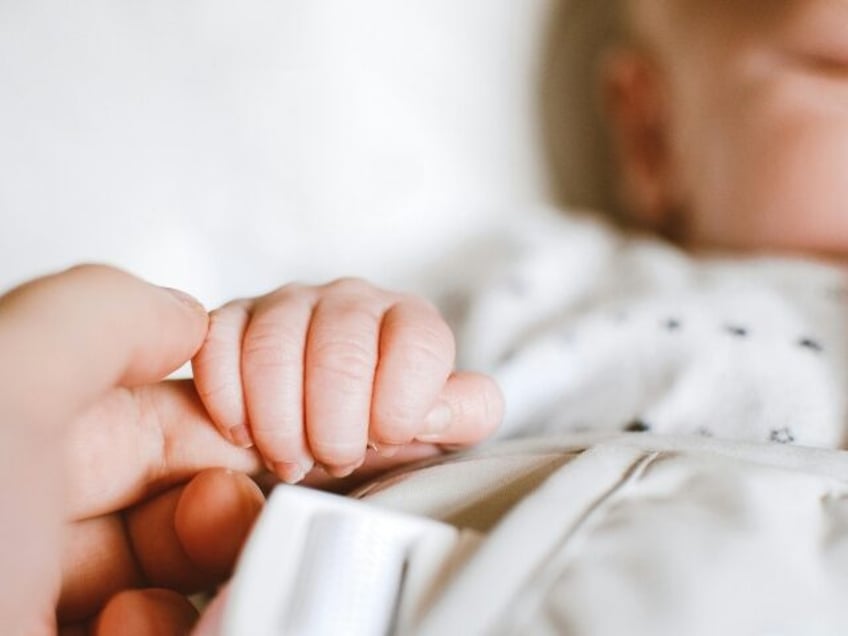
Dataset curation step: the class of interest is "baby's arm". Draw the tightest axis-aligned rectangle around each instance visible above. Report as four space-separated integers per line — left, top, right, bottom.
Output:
192 278 503 484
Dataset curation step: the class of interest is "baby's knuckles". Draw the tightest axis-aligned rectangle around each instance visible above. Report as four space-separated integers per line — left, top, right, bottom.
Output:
320 276 392 300
387 317 455 373
206 278 464 475
307 334 378 394
242 320 303 372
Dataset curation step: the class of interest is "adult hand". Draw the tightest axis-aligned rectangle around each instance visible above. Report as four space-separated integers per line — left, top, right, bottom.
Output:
0 266 263 635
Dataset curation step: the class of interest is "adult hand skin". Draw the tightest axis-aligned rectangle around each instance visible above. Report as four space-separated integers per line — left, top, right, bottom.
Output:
0 265 459 635
0 265 263 635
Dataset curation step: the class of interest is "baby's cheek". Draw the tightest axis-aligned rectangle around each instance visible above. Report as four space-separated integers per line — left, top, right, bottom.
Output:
745 119 848 253
686 81 848 256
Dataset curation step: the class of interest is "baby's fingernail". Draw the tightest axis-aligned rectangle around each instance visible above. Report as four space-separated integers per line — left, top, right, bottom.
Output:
420 402 452 439
326 460 362 479
274 462 309 485
369 442 402 458
228 425 253 449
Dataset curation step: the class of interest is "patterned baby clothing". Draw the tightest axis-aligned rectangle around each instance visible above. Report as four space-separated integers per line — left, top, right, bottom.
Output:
453 208 848 448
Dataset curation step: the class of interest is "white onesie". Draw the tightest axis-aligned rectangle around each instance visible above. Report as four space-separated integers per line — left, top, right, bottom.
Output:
452 208 848 449
225 208 848 635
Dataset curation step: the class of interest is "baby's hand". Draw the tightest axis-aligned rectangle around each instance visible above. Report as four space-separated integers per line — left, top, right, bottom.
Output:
192 279 503 484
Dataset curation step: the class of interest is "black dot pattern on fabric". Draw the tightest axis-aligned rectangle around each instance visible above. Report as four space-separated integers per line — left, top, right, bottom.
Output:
724 325 749 338
664 318 682 332
798 337 823 353
625 419 651 433
770 428 796 444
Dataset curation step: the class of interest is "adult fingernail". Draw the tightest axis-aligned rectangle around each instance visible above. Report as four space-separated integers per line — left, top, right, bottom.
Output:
421 402 452 437
228 425 254 449
161 286 206 314
274 462 309 485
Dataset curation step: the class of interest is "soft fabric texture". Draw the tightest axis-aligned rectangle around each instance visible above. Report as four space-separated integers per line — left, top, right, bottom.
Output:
452 208 848 449
359 434 848 636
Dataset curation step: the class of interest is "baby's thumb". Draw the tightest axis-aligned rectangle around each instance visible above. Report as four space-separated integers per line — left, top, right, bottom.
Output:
415 371 504 446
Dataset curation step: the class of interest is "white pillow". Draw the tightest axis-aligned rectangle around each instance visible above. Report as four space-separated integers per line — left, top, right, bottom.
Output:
0 0 554 305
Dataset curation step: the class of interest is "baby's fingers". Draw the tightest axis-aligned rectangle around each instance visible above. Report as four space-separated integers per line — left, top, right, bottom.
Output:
192 300 252 448
305 282 385 476
241 287 316 483
416 372 504 447
370 298 455 452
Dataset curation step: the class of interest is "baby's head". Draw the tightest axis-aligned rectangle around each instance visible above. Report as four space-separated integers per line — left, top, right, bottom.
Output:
603 0 848 258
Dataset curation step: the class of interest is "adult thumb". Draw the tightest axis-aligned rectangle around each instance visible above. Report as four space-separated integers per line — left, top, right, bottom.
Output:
0 264 209 425
0 264 208 635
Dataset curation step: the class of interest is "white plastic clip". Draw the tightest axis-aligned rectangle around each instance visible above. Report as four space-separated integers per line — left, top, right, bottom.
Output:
222 485 472 636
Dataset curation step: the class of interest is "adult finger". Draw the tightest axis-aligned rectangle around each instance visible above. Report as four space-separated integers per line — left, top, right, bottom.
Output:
59 470 264 622
415 371 504 446
174 469 265 581
241 286 317 484
126 469 264 593
65 381 261 521
0 265 208 634
0 264 208 425
57 515 144 625
370 297 455 453
93 589 198 636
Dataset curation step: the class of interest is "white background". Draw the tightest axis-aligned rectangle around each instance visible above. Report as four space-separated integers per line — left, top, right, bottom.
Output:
0 0 555 306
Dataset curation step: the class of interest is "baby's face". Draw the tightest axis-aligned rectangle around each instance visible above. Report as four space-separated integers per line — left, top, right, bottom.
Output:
619 0 848 259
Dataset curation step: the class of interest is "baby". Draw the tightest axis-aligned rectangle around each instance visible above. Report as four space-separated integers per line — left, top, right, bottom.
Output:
605 0 848 254
192 0 848 483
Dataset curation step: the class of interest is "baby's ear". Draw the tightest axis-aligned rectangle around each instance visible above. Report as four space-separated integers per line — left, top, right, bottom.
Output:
602 47 677 229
